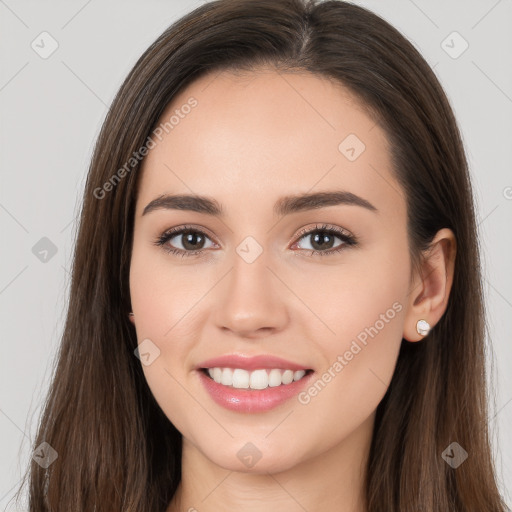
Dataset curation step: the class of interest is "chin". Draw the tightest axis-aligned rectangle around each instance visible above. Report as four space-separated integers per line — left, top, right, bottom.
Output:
196 438 304 475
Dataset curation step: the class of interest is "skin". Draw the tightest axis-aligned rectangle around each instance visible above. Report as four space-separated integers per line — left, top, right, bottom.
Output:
129 68 456 512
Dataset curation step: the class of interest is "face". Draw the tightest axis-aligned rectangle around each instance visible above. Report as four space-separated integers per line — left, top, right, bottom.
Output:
129 68 412 474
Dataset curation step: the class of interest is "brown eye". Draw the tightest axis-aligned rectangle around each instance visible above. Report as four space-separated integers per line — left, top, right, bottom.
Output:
154 226 216 257
291 224 357 257
171 230 209 251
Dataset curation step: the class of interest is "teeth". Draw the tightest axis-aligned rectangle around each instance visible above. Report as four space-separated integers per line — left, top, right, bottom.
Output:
220 368 233 386
249 369 268 390
268 369 283 388
233 368 250 388
206 367 307 390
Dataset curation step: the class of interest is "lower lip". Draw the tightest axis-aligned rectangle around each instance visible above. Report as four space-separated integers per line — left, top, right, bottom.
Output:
197 369 315 413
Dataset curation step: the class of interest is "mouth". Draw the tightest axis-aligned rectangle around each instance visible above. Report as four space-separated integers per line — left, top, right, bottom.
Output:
199 367 315 391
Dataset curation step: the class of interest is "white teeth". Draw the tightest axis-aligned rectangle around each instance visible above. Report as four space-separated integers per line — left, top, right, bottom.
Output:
210 368 222 384
268 369 282 387
249 369 268 390
205 367 308 390
281 369 294 385
232 369 250 389
294 370 306 381
220 368 233 386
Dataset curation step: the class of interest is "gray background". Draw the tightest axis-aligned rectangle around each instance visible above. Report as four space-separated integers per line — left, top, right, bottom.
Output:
1 0 511 508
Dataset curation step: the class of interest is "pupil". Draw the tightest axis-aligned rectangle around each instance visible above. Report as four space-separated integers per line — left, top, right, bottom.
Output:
183 231 204 250
311 232 334 251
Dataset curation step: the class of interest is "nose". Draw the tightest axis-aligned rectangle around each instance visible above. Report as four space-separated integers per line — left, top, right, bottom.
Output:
213 250 289 338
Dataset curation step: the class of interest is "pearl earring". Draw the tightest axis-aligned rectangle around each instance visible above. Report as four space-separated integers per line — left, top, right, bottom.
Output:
416 319 430 336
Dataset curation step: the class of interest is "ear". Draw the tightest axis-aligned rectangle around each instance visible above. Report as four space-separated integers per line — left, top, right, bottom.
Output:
128 312 135 325
403 228 457 342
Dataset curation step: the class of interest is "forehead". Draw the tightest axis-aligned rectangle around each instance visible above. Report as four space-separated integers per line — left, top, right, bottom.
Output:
135 68 405 220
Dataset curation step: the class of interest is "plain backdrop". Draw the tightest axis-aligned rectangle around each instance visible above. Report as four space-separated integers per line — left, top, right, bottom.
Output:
1 0 511 508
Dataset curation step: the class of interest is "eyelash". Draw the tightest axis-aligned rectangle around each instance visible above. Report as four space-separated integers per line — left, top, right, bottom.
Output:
153 223 357 258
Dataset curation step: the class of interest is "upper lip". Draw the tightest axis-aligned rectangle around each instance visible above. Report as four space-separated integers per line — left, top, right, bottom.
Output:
196 354 312 372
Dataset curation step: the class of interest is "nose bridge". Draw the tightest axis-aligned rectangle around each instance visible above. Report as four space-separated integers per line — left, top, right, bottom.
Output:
213 234 288 335
229 236 275 307
232 236 270 292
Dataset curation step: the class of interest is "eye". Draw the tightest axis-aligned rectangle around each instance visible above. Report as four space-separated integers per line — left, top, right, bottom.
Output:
290 223 357 257
153 225 217 258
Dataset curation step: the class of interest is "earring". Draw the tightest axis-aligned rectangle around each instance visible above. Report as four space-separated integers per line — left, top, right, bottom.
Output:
128 312 134 319
416 319 430 336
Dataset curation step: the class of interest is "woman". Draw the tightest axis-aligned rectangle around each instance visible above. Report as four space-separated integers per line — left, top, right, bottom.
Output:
15 0 508 510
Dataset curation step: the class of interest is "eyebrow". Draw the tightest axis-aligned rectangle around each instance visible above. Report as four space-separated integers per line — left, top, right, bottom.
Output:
142 190 378 217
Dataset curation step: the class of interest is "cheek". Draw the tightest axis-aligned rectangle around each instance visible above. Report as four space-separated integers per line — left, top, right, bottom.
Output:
292 241 406 357
288 235 409 346
129 243 207 436
286 285 406 462
324 256 407 350
294 244 409 421
129 239 204 338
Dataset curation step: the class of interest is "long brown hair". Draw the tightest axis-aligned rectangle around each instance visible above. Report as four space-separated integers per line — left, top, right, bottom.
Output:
13 0 507 510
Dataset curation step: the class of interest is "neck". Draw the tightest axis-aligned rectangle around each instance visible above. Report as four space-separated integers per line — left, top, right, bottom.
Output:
167 412 374 512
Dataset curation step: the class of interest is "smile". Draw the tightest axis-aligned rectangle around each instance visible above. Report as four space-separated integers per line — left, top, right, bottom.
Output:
197 367 316 413
203 367 312 390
